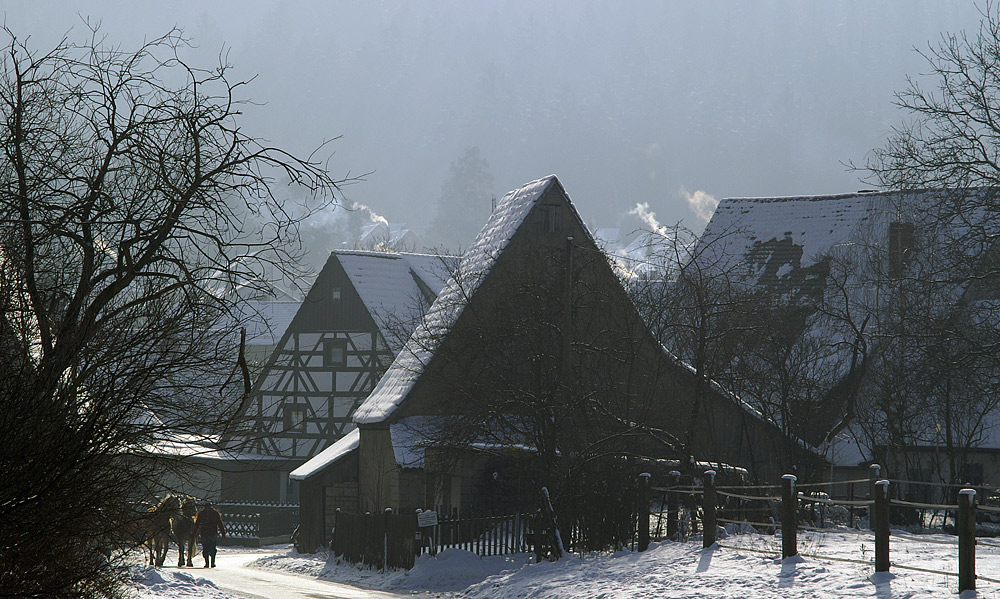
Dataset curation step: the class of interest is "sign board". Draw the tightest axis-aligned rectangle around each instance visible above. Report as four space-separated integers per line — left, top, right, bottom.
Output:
416 510 438 527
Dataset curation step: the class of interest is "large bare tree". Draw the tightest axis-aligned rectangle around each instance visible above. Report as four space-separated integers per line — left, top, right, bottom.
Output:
0 25 348 598
859 3 1000 488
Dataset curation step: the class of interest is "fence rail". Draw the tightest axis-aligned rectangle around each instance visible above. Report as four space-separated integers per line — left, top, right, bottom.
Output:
331 508 543 569
217 503 298 546
648 465 994 593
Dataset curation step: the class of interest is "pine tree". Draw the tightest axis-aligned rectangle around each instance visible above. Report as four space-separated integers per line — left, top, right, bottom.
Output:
429 146 494 250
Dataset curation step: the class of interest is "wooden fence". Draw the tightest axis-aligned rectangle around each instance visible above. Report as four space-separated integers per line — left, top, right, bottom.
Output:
331 508 538 569
331 509 416 570
218 503 298 547
650 466 1000 593
418 510 535 557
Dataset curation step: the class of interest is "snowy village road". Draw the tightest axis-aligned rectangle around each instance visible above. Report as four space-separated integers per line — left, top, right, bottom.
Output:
176 552 433 599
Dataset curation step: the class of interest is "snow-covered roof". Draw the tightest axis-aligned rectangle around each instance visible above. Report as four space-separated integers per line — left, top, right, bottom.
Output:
397 252 455 296
699 191 887 274
353 175 562 425
289 428 359 480
240 300 301 347
701 188 1000 283
337 252 434 342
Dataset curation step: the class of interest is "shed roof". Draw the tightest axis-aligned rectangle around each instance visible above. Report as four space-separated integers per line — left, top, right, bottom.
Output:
289 428 359 480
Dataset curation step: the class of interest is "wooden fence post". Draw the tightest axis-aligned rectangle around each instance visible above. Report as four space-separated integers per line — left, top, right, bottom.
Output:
383 508 392 572
638 473 651 551
703 470 717 548
667 470 680 540
781 474 797 559
415 509 423 558
868 463 881 530
958 488 976 593
874 479 889 573
364 511 373 566
332 507 341 554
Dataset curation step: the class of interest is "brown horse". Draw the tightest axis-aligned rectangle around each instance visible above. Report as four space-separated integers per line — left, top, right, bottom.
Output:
141 498 174 567
167 494 198 567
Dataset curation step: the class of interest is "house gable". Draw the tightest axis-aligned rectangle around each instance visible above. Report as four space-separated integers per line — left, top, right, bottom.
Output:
243 250 453 461
352 175 801 498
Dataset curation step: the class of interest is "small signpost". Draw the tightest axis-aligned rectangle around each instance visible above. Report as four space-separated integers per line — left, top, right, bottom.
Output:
417 510 438 527
416 509 438 555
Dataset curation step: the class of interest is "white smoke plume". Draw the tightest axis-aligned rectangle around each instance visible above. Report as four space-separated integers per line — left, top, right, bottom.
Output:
682 188 718 223
352 201 388 225
629 202 668 237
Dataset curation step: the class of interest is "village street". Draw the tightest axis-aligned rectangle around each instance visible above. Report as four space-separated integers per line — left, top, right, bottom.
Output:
167 551 439 599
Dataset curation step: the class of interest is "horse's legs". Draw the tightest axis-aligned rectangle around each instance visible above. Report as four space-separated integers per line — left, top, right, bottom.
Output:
177 539 184 567
158 538 168 567
186 538 195 567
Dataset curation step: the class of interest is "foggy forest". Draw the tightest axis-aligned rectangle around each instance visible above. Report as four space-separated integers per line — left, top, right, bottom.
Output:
4 0 985 273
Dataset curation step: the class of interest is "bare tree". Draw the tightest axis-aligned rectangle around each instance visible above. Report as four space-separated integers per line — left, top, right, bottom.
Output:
629 221 872 481
859 3 1000 488
0 25 348 598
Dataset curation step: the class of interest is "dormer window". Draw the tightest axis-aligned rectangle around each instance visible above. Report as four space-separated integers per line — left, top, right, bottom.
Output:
541 204 562 233
888 221 914 279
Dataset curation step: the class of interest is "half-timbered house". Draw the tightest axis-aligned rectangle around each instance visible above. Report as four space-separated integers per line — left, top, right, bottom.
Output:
221 250 454 505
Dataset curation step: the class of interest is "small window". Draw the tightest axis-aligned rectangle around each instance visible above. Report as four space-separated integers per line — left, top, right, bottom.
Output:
324 339 347 367
541 204 562 233
284 405 306 432
331 287 342 301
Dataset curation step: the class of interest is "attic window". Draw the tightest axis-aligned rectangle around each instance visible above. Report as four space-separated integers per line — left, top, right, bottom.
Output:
324 339 347 367
541 204 562 233
888 221 914 279
331 287 342 301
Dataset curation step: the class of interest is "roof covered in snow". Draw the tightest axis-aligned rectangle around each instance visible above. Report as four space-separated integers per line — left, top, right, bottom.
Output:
699 187 1000 450
239 300 301 347
289 428 359 480
700 188 1000 289
334 250 453 350
701 191 885 268
353 175 565 425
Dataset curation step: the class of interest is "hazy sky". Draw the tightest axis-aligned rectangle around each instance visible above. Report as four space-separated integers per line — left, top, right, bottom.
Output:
2 1 987 245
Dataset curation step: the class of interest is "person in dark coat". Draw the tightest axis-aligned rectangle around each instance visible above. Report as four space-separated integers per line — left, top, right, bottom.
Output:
194 502 226 567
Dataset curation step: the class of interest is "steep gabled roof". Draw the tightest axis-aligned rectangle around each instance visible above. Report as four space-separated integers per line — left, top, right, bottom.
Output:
353 175 574 424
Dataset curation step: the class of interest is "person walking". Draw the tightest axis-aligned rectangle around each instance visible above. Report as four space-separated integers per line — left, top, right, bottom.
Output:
194 502 226 568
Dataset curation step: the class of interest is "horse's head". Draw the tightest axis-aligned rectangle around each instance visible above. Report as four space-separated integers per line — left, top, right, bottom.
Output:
180 495 198 518
157 494 182 514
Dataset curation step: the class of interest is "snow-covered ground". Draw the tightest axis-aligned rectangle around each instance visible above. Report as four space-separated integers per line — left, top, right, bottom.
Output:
133 530 1000 598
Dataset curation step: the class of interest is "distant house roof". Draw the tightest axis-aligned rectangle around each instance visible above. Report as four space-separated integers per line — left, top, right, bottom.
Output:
702 192 884 266
699 188 1000 287
353 175 571 425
